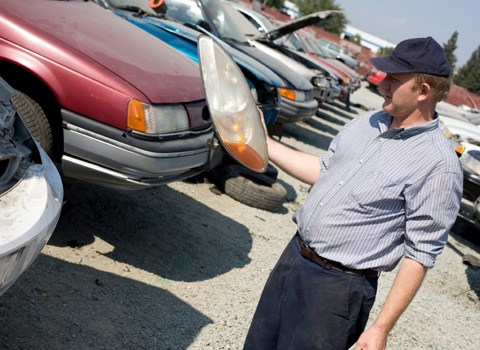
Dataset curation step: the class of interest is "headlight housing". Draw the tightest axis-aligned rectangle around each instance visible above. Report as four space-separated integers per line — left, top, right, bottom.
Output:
278 88 307 102
197 35 268 173
311 76 330 88
127 100 190 135
462 150 480 174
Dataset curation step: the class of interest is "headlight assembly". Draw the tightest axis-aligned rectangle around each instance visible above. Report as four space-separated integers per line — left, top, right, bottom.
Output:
462 150 480 174
197 35 267 173
127 99 189 135
278 88 307 102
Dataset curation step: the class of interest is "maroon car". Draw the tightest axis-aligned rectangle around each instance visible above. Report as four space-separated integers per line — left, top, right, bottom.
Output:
0 0 225 189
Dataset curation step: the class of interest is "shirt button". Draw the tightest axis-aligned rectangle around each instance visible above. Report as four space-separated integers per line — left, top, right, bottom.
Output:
319 202 324 207
339 181 344 185
359 159 363 164
306 227 310 231
379 137 384 142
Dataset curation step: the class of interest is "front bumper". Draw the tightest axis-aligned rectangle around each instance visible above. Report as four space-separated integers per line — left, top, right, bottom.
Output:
313 86 330 104
0 145 63 296
276 97 318 124
61 109 224 190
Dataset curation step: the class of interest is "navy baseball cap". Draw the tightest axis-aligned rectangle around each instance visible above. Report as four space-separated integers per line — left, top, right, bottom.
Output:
369 37 451 77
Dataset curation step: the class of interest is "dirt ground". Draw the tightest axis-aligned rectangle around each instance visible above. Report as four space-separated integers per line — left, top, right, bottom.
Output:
1 84 479 349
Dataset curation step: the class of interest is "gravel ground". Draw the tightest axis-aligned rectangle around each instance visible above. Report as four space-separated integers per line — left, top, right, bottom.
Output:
1 83 479 349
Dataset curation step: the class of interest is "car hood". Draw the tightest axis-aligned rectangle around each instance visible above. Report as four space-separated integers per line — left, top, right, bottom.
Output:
229 41 313 91
251 10 341 42
1 0 204 104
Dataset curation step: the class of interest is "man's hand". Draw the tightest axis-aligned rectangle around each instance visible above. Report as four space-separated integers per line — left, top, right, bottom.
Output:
354 325 388 350
257 107 270 139
354 258 427 350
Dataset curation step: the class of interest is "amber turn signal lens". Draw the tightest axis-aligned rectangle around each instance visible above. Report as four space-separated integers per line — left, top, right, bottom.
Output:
127 99 146 132
278 87 296 101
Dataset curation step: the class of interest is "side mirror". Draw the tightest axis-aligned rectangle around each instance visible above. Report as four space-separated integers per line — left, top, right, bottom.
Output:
197 35 268 173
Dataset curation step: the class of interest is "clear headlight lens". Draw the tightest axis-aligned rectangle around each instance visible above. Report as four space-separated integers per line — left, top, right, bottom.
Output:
295 90 305 102
250 87 258 103
462 150 480 174
127 99 189 135
198 35 268 173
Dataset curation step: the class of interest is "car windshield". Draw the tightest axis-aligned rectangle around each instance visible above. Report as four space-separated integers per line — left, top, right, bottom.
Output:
305 37 333 58
104 0 161 15
200 0 259 42
320 39 348 55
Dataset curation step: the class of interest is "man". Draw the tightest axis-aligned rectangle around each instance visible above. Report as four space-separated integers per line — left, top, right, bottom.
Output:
244 37 463 350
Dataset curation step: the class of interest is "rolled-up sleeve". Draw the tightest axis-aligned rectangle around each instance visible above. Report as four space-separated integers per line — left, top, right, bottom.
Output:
404 171 463 268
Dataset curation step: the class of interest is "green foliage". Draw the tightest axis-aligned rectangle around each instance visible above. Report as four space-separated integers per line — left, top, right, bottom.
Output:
264 0 285 9
378 46 394 56
351 34 362 45
453 44 480 95
295 0 347 36
443 31 458 73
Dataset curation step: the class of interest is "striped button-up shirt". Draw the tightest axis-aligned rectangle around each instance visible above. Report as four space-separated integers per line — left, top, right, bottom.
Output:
293 110 463 271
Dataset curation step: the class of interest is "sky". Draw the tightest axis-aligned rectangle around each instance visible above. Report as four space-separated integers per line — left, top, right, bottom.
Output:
334 0 479 68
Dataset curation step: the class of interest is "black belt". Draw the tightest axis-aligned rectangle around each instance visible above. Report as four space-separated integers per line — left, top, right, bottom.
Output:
297 235 380 278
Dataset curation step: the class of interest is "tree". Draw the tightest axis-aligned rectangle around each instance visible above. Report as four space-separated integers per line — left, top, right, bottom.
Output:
378 46 394 56
351 33 362 46
453 44 480 95
295 0 347 36
443 31 458 74
264 0 285 9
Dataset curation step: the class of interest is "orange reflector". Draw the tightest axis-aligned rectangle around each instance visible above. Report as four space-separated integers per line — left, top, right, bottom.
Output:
455 145 465 156
127 99 146 132
224 142 265 171
278 88 295 101
343 76 349 84
149 0 164 8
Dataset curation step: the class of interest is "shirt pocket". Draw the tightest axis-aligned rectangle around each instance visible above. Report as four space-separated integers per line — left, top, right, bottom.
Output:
348 170 404 214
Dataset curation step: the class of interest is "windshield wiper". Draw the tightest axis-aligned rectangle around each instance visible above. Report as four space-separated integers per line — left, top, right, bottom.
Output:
222 37 248 44
113 5 170 20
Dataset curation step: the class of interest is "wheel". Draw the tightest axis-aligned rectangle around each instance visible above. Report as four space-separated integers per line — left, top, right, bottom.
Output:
11 91 53 156
212 164 287 212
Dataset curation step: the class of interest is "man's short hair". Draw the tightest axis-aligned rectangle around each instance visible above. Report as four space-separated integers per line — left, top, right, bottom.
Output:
412 73 451 103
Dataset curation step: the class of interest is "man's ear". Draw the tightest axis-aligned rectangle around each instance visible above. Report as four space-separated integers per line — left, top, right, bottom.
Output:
417 83 431 102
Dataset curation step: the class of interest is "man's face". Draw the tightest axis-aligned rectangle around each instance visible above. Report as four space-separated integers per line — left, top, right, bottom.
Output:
378 72 421 118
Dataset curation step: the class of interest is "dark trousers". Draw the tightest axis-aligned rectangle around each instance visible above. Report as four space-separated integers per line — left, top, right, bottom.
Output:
244 235 378 350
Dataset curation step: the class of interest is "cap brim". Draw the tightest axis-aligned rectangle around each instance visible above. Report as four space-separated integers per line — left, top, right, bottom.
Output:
369 56 414 74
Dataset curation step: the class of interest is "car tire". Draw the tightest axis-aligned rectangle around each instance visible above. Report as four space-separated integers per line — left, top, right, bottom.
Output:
212 164 286 212
11 91 53 156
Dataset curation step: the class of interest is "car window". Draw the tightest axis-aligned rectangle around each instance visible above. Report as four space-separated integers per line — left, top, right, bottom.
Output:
200 0 258 42
283 34 303 51
162 0 212 31
238 11 264 33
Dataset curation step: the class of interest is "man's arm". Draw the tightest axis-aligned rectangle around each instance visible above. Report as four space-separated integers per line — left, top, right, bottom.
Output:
257 108 320 185
354 257 428 350
266 136 320 186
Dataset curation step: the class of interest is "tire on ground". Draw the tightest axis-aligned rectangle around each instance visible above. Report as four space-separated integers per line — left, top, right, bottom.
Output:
213 164 287 212
11 91 53 156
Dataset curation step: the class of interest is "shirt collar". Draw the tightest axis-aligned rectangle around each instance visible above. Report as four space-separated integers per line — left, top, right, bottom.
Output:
375 111 439 137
